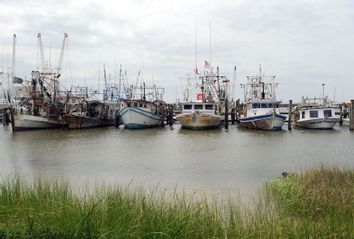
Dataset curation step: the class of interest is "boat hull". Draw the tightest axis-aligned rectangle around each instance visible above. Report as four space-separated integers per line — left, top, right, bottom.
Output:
295 118 339 129
12 114 65 131
65 114 114 129
119 107 162 129
239 113 285 130
176 112 222 130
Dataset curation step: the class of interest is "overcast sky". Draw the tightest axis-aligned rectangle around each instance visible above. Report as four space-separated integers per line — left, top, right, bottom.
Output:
0 0 353 102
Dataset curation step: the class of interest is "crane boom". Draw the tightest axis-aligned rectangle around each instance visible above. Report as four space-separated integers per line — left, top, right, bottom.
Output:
37 33 46 72
57 32 68 75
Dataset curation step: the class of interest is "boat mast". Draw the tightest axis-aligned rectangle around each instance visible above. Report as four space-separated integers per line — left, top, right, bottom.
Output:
232 66 236 100
11 34 16 97
103 64 107 101
209 21 212 66
118 64 122 101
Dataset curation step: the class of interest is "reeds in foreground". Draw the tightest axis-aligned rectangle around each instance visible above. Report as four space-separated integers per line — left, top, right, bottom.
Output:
0 166 353 238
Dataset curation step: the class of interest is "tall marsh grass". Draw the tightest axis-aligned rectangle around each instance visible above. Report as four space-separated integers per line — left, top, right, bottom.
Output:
0 166 353 238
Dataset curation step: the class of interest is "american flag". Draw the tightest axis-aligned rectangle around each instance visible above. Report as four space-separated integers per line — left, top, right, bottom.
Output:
204 60 211 69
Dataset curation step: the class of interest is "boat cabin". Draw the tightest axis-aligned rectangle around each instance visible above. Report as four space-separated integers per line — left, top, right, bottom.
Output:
245 100 281 117
297 107 337 121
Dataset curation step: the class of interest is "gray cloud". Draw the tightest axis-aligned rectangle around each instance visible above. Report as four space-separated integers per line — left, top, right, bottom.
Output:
0 0 354 102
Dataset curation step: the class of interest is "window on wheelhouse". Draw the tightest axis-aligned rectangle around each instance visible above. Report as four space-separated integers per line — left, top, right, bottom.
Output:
261 103 267 108
302 111 305 119
310 110 318 118
194 104 203 110
183 104 192 110
324 110 332 117
133 103 138 107
205 104 214 110
252 103 260 109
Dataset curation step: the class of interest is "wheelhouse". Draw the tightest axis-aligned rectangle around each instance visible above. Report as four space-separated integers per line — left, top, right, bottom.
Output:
182 103 218 112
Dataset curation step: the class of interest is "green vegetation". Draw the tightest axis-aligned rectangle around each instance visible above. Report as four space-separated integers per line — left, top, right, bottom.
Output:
0 166 353 238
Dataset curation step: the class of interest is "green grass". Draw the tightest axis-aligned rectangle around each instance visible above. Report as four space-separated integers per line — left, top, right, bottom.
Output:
0 166 353 238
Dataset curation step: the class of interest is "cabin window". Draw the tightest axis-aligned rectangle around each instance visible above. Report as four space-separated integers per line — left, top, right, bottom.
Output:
310 110 318 118
302 111 305 119
133 103 138 107
138 103 143 107
194 104 203 110
205 104 213 110
252 103 260 109
261 103 267 108
143 104 146 108
324 110 332 117
184 104 192 110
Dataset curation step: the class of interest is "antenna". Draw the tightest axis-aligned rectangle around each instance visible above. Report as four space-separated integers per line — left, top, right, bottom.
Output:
209 21 212 66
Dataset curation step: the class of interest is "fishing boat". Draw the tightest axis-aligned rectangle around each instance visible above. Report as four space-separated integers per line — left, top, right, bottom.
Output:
177 102 221 129
176 65 227 130
11 71 67 131
118 83 166 129
294 97 340 129
65 100 117 129
239 66 286 130
64 84 120 129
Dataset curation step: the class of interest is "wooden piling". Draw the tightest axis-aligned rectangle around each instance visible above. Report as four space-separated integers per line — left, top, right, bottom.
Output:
288 100 292 131
10 108 15 132
350 100 354 130
225 100 229 129
236 99 240 123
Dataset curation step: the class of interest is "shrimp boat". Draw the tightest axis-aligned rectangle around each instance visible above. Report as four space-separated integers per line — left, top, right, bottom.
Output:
118 83 166 129
64 86 120 129
176 66 227 130
65 100 117 129
11 71 67 131
294 97 340 129
239 66 286 130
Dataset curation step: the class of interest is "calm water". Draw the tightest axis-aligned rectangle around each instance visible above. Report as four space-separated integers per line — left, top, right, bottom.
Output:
0 124 353 200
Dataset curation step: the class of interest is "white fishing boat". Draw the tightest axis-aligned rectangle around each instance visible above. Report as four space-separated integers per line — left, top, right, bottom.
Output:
294 97 340 129
239 66 286 130
176 65 227 130
118 83 166 129
177 102 221 129
11 71 67 131
12 113 65 130
11 33 69 131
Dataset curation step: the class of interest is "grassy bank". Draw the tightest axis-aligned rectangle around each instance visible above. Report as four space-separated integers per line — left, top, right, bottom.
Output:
0 166 353 238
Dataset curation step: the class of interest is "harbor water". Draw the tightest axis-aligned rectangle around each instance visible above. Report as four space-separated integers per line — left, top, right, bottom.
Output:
0 124 353 200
